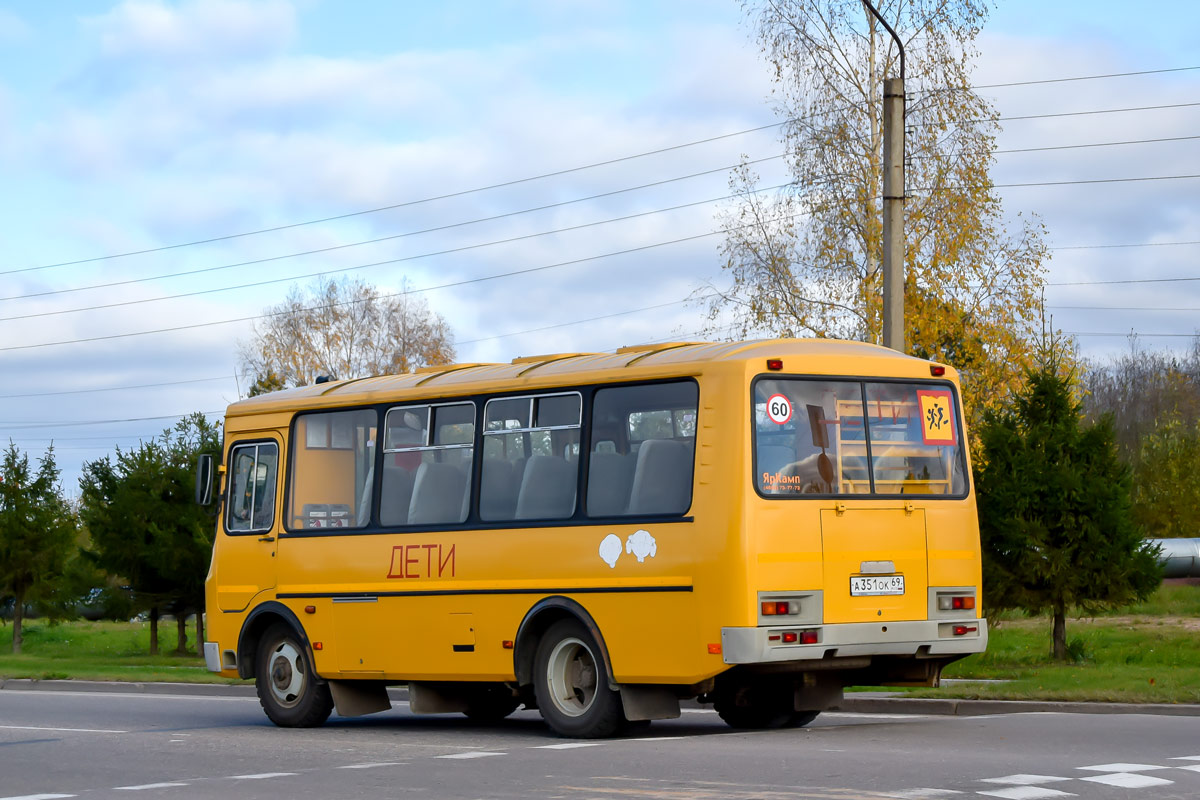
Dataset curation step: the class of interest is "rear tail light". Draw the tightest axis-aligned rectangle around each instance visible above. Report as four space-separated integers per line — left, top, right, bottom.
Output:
938 594 976 611
952 625 977 636
772 629 819 645
761 601 795 616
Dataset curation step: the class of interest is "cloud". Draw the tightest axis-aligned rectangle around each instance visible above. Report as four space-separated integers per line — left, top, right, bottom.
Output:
87 0 296 62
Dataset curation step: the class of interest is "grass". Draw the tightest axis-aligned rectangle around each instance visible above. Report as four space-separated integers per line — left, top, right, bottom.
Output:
2 585 1198 702
0 619 247 684
903 583 1200 704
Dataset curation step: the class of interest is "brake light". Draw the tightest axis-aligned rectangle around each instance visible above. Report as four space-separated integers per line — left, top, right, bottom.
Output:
767 359 784 371
782 632 798 644
800 630 818 644
938 594 976 611
952 625 977 636
930 365 946 376
761 601 794 616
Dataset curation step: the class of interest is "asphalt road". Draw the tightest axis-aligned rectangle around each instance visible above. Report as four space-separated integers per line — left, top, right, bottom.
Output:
2 685 1200 800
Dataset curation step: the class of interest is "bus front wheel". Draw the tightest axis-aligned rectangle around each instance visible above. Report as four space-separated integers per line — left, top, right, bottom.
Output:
533 619 623 738
255 622 333 728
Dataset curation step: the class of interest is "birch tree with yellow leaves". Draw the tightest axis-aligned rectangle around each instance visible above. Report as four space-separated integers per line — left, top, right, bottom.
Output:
701 0 1050 426
239 277 456 392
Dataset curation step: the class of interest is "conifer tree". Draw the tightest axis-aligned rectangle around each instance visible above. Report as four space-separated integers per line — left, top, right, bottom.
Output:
975 344 1160 660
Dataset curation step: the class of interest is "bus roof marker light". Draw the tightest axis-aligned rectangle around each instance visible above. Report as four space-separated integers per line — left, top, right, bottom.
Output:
767 359 784 371
930 365 946 376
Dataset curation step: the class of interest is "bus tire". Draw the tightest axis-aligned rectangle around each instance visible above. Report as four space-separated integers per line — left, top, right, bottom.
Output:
788 710 820 728
463 684 521 722
713 680 793 730
255 622 333 728
533 619 623 738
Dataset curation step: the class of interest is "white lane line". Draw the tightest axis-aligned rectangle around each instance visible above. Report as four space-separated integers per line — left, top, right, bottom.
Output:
0 795 77 800
883 790 965 798
1176 765 1200 773
823 712 935 720
114 783 189 791
534 742 606 750
435 752 505 759
1080 773 1173 789
975 787 1075 799
0 690 255 702
1170 755 1200 761
0 725 126 734
338 762 404 769
679 708 716 714
626 736 686 742
979 776 1072 786
1075 762 1167 772
227 773 298 780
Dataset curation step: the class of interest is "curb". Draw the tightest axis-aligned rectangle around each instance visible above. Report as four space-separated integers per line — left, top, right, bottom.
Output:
4 679 1200 717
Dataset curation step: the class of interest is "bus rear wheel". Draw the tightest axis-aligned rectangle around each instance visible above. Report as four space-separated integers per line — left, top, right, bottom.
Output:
255 622 333 728
533 619 623 738
714 679 794 730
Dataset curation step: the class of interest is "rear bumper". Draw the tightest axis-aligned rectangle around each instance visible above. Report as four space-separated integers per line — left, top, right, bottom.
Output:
721 618 987 664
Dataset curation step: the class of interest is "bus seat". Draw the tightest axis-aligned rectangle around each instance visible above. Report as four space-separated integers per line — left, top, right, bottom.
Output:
586 451 635 516
628 439 693 515
379 463 417 526
515 455 576 520
480 458 518 521
408 461 467 525
356 460 376 527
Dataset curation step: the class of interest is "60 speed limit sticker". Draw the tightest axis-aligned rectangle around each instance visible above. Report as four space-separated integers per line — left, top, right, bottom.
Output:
766 393 792 425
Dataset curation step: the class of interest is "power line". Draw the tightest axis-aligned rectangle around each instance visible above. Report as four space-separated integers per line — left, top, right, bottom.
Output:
992 101 1200 123
7 66 1197 277
0 228 735 353
973 65 1200 90
1067 331 1199 338
0 375 234 400
1050 306 1200 312
1049 274 1200 287
2 411 223 432
0 123 788 277
0 180 794 320
1051 240 1200 251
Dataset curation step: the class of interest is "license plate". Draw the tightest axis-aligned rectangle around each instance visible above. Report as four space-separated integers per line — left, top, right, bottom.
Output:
850 575 905 596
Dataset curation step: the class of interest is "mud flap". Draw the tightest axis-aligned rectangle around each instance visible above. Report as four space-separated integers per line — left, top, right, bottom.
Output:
619 685 681 721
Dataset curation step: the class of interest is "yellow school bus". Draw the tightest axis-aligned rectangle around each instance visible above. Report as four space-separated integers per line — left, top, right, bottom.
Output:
200 339 986 737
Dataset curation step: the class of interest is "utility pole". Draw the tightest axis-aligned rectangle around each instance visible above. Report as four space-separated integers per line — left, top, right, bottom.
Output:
862 2 906 353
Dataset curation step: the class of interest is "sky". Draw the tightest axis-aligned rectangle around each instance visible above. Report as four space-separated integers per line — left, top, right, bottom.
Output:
0 0 1197 492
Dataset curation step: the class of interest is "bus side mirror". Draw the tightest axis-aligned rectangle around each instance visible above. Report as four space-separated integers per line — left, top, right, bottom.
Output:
195 454 215 506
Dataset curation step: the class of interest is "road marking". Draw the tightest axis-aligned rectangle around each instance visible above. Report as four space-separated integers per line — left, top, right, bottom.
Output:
0 725 126 734
1075 762 1167 772
534 742 606 750
227 773 298 780
114 783 189 791
979 776 1072 786
0 795 77 800
1171 755 1200 761
0 690 255 702
975 788 1075 799
883 790 965 798
436 752 505 759
626 736 686 742
338 762 404 769
1080 773 1173 789
1176 766 1200 773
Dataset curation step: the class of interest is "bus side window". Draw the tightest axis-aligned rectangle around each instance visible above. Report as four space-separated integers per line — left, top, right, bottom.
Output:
587 381 698 517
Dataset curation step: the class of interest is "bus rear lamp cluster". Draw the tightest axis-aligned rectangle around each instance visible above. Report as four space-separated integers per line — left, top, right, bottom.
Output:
768 629 819 645
761 600 797 616
952 625 978 636
937 595 975 611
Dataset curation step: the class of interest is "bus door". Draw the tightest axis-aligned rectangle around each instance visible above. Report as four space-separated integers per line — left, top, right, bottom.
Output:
215 436 283 612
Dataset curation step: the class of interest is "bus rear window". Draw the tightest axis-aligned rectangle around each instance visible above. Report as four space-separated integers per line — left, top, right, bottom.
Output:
753 378 967 497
